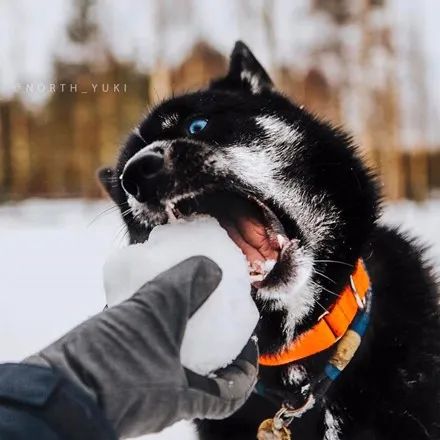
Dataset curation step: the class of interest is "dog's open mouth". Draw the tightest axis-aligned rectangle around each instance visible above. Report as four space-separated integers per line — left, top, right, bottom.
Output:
165 192 294 287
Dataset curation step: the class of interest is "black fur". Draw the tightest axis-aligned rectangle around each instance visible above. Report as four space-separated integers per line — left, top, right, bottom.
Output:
100 41 440 439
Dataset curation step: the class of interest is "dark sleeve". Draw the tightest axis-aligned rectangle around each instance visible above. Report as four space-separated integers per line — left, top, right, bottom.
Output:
0 363 117 440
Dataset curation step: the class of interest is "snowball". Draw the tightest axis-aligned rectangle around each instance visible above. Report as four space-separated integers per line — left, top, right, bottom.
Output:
103 216 259 375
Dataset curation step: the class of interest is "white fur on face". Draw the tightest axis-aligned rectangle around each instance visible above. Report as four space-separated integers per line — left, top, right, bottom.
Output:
161 113 179 129
324 409 342 440
258 249 317 339
127 195 151 227
255 115 301 147
127 194 169 228
127 194 143 216
277 187 339 253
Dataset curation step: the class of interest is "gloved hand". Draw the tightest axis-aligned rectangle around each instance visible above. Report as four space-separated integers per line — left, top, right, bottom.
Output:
25 256 258 438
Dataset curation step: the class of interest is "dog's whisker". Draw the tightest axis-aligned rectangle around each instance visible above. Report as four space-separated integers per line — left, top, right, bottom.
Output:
87 204 126 227
119 227 131 245
313 269 337 285
311 280 341 298
315 299 329 313
314 259 353 267
113 225 126 244
120 207 133 218
113 220 132 246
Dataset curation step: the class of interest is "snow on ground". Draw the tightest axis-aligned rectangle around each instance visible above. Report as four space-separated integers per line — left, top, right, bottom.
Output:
0 199 124 362
0 197 439 439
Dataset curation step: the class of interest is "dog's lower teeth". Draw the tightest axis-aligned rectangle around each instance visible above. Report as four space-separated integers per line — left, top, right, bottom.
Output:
248 259 277 284
250 274 264 283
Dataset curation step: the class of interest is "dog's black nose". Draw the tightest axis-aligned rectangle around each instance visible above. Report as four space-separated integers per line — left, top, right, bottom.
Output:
121 152 164 201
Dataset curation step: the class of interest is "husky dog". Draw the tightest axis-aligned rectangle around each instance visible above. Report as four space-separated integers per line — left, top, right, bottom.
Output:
99 42 440 439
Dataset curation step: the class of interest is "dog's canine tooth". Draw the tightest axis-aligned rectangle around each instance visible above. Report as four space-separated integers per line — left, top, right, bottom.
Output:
277 234 288 249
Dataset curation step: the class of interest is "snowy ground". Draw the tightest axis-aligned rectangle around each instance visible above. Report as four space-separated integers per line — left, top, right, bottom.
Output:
0 198 439 438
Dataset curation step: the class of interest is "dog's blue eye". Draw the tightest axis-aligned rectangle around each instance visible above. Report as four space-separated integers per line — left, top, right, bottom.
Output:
188 118 208 134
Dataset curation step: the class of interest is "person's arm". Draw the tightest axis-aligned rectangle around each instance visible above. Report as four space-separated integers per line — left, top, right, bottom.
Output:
0 362 117 440
1 257 257 439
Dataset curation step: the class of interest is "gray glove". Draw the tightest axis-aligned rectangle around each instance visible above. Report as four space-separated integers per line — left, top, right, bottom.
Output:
25 256 258 438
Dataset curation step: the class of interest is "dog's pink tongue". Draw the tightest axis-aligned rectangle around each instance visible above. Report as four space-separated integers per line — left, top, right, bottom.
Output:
219 215 279 266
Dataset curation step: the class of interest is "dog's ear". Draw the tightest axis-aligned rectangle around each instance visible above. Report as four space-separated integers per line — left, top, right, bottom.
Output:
97 166 116 198
210 41 273 94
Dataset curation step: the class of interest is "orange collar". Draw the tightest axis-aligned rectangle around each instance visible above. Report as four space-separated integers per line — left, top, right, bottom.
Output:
259 258 370 366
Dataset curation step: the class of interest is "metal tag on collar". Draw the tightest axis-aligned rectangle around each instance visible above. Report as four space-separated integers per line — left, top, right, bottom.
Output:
256 394 314 439
257 407 292 440
350 274 366 310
